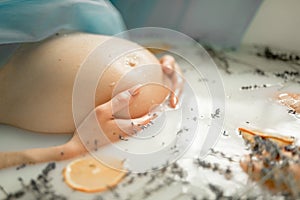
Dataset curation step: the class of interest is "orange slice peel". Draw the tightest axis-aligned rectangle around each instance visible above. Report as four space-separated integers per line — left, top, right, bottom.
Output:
238 127 295 147
63 156 127 193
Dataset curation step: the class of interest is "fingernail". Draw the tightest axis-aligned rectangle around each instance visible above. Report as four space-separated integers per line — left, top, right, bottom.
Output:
170 92 178 108
163 64 173 75
165 64 173 70
129 84 142 96
163 55 175 64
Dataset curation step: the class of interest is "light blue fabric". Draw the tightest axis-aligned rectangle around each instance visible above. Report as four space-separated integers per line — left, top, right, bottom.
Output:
0 0 125 44
111 0 262 49
0 0 125 67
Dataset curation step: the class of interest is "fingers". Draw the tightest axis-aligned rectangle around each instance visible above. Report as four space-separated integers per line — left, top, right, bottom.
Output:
169 92 179 109
98 84 142 119
160 55 175 75
93 112 159 144
160 54 185 108
75 84 143 150
113 111 159 137
73 111 155 151
169 68 184 108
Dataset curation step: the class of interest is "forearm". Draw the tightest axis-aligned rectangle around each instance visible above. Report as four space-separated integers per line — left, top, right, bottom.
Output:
0 151 29 169
0 141 85 169
0 148 61 169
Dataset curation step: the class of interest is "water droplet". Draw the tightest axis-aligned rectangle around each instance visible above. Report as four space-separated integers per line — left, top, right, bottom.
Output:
125 54 138 67
109 82 116 87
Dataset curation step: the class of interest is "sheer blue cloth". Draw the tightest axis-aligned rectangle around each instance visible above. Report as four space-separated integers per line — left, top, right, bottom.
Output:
0 0 125 66
0 0 125 44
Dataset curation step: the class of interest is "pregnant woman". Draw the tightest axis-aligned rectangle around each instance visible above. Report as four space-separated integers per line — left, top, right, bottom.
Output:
0 33 183 169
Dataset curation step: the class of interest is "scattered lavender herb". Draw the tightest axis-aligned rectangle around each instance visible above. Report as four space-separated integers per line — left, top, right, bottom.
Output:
256 47 300 65
222 131 229 136
273 70 300 85
288 109 297 115
107 185 121 199
211 108 220 119
254 68 266 76
176 129 183 135
240 83 271 90
119 135 128 141
0 162 66 200
183 127 189 131
241 134 300 198
197 78 209 82
209 149 238 162
204 46 231 74
16 164 26 171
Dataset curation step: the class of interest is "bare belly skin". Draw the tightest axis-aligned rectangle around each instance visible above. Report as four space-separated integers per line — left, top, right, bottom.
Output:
0 33 169 134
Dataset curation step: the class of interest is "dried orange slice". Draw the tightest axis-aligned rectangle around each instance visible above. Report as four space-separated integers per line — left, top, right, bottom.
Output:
239 127 300 196
238 127 295 147
277 92 300 113
63 157 127 193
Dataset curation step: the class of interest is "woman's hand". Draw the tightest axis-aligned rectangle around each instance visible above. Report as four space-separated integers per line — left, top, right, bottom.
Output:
70 55 184 156
63 84 160 157
159 55 184 108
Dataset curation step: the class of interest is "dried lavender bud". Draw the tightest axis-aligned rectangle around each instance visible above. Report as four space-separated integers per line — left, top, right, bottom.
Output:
16 163 26 171
208 184 223 199
1 162 66 200
42 162 56 176
211 108 220 118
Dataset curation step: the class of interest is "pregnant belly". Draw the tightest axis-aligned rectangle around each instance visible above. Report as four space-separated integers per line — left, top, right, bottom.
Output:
0 33 169 134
